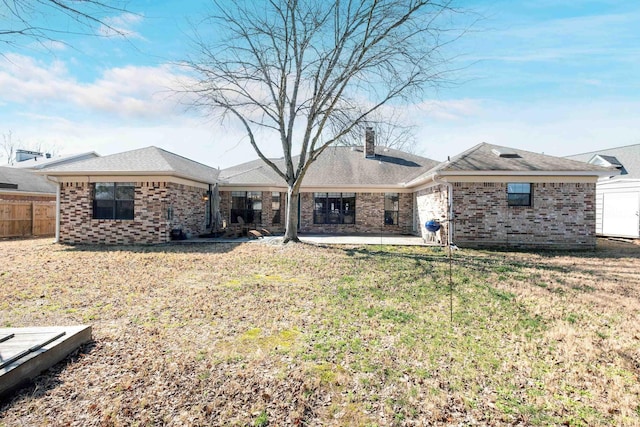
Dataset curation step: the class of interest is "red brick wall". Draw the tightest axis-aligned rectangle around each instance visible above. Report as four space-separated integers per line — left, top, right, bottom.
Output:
219 191 286 233
298 192 413 234
59 181 206 244
166 183 207 238
451 182 596 249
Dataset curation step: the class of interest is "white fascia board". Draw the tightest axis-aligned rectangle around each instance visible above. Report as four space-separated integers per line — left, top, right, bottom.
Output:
436 170 615 177
219 184 287 192
299 184 413 193
38 171 216 186
220 184 415 193
597 178 640 187
403 170 611 189
402 172 437 189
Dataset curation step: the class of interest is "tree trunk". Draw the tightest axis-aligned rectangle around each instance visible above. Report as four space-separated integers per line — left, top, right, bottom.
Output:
283 185 300 243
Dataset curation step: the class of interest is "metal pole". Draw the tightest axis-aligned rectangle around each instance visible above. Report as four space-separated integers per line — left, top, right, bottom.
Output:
449 241 453 323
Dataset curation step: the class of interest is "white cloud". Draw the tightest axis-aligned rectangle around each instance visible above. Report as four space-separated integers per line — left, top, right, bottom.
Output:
412 99 484 121
413 98 640 161
5 113 267 169
27 40 68 52
0 54 192 120
467 7 640 64
98 13 145 40
5 94 640 170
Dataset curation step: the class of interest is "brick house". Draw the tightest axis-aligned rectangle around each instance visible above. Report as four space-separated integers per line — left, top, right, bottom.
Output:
218 128 440 236
221 140 613 249
408 143 615 249
41 147 219 244
42 140 613 248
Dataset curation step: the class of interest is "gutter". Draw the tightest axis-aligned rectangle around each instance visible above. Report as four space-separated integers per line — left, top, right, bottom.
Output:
404 169 616 188
37 170 219 186
403 171 438 189
44 175 60 243
435 170 617 178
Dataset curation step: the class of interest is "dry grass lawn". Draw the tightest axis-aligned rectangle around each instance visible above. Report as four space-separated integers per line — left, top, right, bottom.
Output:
0 237 639 426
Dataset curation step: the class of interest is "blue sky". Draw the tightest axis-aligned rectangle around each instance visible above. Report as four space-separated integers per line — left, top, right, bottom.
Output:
1 0 639 168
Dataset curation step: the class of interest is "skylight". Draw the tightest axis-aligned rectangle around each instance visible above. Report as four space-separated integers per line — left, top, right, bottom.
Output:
491 148 521 158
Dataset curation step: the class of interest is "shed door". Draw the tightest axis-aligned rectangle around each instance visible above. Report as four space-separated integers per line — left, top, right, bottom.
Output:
602 192 640 238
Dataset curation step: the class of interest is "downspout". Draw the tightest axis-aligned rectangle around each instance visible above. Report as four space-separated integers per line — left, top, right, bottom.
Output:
433 176 453 247
45 175 60 243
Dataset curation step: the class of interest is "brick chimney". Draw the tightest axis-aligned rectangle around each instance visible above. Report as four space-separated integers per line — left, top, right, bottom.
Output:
365 127 375 158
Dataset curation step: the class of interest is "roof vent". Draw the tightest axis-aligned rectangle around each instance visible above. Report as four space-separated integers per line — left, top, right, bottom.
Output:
491 148 520 158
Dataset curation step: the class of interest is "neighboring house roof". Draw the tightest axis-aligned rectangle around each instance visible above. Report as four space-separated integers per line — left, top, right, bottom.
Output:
0 167 56 194
12 152 99 170
41 146 220 184
407 142 616 185
219 146 440 188
565 143 640 180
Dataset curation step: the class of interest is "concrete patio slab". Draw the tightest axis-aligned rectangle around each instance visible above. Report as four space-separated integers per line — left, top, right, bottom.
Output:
179 233 440 246
298 234 435 246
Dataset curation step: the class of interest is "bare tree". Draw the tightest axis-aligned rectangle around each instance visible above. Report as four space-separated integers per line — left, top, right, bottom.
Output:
1 0 130 49
1 130 17 165
29 140 59 157
184 0 469 242
335 110 419 153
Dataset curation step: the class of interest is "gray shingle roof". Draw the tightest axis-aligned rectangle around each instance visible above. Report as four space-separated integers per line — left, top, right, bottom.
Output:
219 146 440 187
566 143 640 180
439 143 614 173
406 142 616 186
0 167 56 194
41 146 220 184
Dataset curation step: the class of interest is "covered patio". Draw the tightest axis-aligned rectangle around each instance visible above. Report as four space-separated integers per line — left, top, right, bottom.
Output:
185 233 436 246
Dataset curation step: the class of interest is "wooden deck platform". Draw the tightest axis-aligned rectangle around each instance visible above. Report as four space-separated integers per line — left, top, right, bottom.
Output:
0 325 92 399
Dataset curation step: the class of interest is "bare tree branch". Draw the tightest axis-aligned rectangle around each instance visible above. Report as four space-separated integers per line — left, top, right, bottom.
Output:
181 0 473 242
1 130 17 165
1 0 134 49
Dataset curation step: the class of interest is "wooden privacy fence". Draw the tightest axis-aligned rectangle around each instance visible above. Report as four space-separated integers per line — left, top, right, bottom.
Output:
0 202 56 238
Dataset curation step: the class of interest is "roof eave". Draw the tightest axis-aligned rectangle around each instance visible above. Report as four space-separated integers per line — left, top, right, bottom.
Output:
40 170 218 184
403 171 439 188
220 182 418 191
437 170 617 178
